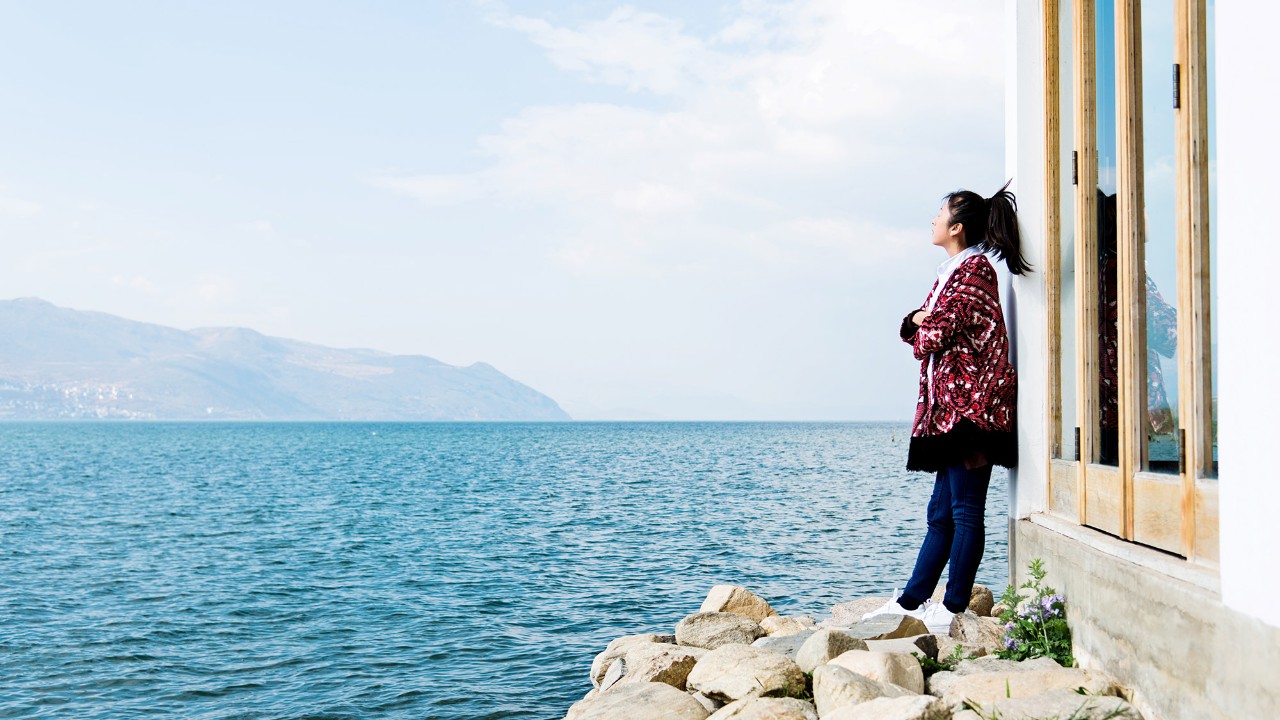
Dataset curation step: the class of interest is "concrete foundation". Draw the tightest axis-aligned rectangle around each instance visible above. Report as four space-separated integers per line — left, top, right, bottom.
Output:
1013 514 1280 720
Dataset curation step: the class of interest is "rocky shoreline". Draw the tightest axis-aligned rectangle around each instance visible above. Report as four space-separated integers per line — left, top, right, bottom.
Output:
564 585 1142 720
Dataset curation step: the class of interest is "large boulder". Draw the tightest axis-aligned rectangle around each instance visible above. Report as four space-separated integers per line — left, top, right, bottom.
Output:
678 612 766 650
752 630 816 661
685 644 806 702
843 614 929 641
760 615 817 637
825 598 893 628
829 650 925 695
567 681 710 720
822 695 950 720
811 664 891 717
948 612 1004 654
701 585 780 623
691 692 725 714
933 636 986 664
795 629 868 673
591 634 674 686
928 666 1122 711
950 688 1141 720
565 689 599 720
865 635 939 662
945 656 1061 677
706 696 819 720
929 584 996 617
615 643 705 690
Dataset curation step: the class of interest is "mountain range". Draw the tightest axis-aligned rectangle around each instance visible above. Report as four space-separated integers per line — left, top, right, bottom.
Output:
0 298 570 421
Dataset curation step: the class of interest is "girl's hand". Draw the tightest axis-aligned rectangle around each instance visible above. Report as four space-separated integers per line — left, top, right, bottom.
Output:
912 310 929 325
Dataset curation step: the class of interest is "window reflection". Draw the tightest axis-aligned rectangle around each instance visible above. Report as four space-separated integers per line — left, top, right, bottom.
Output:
1142 0 1180 472
1095 0 1119 466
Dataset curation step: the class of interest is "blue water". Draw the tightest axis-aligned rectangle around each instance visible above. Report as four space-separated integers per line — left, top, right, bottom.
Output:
0 422 1009 719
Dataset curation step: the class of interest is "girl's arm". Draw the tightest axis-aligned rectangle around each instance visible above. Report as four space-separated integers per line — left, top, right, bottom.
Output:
900 280 940 343
910 260 999 360
900 307 926 342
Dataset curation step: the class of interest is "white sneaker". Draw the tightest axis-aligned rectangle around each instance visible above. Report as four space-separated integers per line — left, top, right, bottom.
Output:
861 589 926 622
919 601 956 634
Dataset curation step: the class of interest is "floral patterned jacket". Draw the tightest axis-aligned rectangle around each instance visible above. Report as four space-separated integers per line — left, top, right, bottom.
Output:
900 254 1016 438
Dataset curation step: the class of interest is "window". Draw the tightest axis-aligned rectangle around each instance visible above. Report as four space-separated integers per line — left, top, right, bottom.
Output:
1044 0 1217 564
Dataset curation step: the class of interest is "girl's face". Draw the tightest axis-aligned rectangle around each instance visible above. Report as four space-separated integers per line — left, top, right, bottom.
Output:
931 202 960 247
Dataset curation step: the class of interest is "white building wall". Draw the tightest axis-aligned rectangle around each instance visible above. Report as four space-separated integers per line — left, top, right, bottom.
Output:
1216 1 1280 629
1007 0 1049 520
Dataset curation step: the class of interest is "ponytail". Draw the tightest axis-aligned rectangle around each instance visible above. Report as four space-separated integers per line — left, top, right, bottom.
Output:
943 179 1032 276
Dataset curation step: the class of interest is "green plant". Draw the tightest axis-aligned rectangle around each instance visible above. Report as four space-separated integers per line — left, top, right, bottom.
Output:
913 643 978 678
994 558 1074 667
961 697 1133 720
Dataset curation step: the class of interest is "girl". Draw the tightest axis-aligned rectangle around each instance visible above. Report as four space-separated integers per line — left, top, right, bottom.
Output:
864 181 1030 633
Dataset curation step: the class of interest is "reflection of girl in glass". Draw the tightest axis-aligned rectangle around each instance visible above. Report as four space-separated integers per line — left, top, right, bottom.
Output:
1097 191 1178 466
864 181 1030 633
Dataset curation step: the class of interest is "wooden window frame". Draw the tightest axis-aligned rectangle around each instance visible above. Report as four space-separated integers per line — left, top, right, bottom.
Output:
1042 0 1217 564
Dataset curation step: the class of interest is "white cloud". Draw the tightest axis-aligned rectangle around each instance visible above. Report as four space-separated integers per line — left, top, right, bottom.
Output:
366 173 488 206
375 0 1003 280
192 273 237 305
111 274 158 293
0 191 41 218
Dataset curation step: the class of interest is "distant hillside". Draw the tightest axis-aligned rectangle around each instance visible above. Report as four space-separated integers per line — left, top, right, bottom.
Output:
0 298 571 421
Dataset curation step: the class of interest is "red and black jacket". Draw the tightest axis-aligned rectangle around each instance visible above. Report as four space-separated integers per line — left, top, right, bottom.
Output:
900 254 1017 471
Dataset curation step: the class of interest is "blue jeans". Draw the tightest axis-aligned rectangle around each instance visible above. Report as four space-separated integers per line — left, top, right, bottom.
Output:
901 463 993 613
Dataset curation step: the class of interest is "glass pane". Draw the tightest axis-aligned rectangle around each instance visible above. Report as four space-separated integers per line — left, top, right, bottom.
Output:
1057 3 1078 460
1095 0 1119 466
1206 0 1218 476
1141 0 1179 473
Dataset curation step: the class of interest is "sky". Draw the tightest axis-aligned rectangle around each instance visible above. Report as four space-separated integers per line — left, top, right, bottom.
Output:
0 0 1005 421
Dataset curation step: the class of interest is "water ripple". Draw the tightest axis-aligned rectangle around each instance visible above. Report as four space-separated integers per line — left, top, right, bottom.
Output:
0 422 1008 719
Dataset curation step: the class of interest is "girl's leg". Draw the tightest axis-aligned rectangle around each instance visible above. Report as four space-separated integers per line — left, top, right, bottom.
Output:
900 468 955 609
940 463 993 613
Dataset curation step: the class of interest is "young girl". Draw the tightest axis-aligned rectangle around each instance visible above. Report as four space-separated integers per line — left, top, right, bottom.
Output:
864 181 1030 633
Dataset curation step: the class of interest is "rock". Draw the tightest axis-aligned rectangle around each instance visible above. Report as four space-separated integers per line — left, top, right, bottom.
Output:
865 635 939 662
600 658 626 691
812 664 889 717
678 612 766 650
795 629 869 673
825 597 893 628
822 695 950 720
591 634 674 686
930 584 996 617
752 630 816 660
565 689 599 720
617 643 704 690
949 688 1141 720
947 656 1061 677
928 666 1121 711
569 681 710 720
685 644 807 702
842 614 929 641
948 612 1004 654
829 650 925 695
706 696 819 720
933 636 986 665
761 615 817 636
701 585 780 623
691 691 725 714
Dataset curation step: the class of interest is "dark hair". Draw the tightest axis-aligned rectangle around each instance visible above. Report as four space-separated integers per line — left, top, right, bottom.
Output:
943 179 1032 275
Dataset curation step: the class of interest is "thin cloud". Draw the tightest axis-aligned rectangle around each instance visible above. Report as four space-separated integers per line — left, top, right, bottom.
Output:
374 0 1002 276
